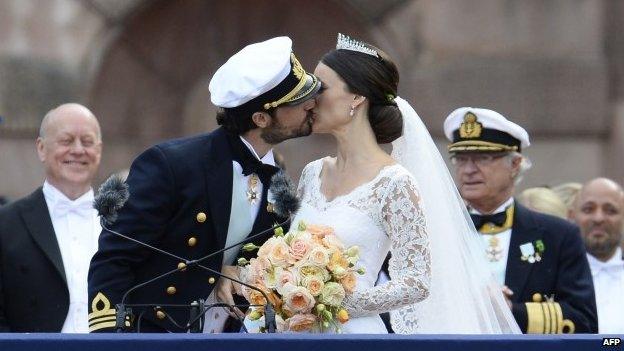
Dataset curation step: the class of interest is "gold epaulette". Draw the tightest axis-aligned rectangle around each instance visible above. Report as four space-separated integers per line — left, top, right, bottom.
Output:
88 292 129 332
525 299 575 334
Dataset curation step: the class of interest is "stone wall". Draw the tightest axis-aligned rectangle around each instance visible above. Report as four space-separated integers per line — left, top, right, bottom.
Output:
0 0 621 200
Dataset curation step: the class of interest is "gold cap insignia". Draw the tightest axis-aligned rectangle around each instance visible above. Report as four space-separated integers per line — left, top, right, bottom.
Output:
291 53 305 80
459 112 483 139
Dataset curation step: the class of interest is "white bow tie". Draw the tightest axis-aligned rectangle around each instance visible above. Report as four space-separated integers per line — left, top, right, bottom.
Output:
53 197 94 218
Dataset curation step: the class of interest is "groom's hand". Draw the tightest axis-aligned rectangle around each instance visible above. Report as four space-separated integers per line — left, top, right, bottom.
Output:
502 285 514 309
216 265 245 318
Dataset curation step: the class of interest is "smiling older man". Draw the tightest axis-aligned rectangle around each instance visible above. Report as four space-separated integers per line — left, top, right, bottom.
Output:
0 103 103 332
444 107 597 334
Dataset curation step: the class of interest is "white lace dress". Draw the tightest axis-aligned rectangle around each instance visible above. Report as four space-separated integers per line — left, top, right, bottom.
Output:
291 158 432 333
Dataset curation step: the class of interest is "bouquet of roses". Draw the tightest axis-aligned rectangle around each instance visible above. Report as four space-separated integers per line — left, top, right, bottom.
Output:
238 221 363 333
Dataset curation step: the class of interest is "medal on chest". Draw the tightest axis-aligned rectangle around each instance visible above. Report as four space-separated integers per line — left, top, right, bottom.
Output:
246 174 260 205
485 235 504 262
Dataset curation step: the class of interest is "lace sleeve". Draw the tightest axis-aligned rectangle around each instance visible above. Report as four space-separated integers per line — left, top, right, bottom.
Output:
296 160 317 198
342 173 432 318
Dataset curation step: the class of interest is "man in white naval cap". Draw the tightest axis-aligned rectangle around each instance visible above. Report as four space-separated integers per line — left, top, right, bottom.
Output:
444 107 597 334
88 36 321 333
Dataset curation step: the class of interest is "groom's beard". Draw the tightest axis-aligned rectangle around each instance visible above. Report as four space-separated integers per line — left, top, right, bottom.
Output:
260 110 314 145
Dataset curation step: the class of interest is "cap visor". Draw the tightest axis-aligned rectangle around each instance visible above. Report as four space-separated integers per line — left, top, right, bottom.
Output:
283 73 321 106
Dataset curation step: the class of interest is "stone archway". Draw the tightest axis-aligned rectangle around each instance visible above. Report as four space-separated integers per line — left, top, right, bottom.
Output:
88 0 373 179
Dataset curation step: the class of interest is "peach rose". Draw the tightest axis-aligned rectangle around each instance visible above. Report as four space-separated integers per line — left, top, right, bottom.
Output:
243 257 271 285
247 289 267 306
267 240 292 268
277 281 297 297
289 237 312 261
283 286 315 314
276 269 298 293
257 237 280 258
340 271 357 294
307 224 334 238
287 313 318 332
303 276 325 296
307 246 330 267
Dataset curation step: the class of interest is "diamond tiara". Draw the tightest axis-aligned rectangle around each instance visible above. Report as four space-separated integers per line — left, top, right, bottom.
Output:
336 33 379 58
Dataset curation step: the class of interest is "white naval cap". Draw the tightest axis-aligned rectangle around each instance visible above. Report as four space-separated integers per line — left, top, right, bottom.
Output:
443 107 530 153
209 36 320 115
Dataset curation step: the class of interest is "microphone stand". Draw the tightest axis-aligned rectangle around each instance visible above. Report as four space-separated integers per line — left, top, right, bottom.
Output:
102 216 290 333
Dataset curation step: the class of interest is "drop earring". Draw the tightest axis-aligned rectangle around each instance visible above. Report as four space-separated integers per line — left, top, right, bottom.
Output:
349 106 355 117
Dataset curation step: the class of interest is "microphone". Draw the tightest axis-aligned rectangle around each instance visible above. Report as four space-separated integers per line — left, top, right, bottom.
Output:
92 171 300 333
93 174 129 225
268 170 300 218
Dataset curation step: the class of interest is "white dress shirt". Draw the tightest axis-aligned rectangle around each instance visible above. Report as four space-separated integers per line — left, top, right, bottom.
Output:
236 136 275 221
224 136 275 266
204 138 275 333
42 181 101 333
470 197 514 286
587 247 624 333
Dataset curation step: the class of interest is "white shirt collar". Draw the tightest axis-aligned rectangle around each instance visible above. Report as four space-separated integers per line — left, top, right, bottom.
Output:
42 180 94 207
469 197 514 215
587 247 624 273
239 136 275 166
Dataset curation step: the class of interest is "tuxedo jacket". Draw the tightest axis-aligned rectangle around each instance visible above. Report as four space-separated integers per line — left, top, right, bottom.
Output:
88 127 283 332
0 189 69 332
505 203 598 333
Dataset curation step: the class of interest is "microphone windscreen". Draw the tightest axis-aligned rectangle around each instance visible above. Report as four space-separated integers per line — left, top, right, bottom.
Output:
94 175 129 224
270 171 300 218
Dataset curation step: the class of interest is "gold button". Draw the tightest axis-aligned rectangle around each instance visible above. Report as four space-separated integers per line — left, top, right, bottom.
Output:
156 310 166 320
177 262 187 271
196 212 207 223
532 293 542 302
208 277 216 284
166 286 177 295
187 237 197 247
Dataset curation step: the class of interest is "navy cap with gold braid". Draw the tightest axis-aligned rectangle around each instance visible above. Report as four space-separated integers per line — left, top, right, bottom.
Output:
443 107 530 153
209 37 321 118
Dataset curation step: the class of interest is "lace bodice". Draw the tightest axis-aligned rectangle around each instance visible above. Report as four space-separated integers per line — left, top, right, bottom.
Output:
294 158 432 327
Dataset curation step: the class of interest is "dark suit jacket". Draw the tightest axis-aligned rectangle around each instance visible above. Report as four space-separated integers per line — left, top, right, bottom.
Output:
88 127 282 332
505 203 598 333
0 189 69 332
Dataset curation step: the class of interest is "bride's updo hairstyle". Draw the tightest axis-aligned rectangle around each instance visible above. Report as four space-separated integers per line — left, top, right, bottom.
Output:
321 40 402 144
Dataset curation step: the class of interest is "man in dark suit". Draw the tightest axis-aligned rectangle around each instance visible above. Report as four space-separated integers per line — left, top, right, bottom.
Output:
0 104 103 332
444 107 597 333
87 36 321 333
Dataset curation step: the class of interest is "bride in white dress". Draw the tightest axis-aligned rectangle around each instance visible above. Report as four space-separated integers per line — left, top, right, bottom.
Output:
285 34 521 334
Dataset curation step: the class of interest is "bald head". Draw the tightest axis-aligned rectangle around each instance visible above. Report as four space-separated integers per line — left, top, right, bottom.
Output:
40 103 101 141
571 177 624 261
36 103 103 200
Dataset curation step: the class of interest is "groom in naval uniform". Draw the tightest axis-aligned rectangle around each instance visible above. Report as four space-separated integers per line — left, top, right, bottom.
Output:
88 37 321 332
444 108 597 333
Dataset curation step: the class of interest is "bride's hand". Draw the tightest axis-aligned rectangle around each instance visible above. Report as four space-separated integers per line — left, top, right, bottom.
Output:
215 265 245 318
502 285 514 309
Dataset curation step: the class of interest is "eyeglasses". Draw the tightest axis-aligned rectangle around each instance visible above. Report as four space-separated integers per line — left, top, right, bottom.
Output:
450 153 508 167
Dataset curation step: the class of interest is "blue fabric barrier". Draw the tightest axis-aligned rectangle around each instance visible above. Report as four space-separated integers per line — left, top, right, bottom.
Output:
0 333 617 351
